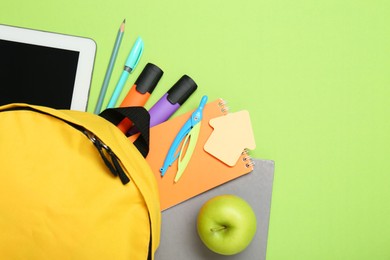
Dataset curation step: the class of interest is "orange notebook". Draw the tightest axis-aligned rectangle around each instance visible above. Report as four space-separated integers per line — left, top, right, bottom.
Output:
145 98 255 211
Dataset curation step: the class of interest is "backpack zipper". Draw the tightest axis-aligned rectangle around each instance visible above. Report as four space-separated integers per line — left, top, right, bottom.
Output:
83 130 130 184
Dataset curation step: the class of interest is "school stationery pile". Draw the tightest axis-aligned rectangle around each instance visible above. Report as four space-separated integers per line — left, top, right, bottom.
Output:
94 20 257 211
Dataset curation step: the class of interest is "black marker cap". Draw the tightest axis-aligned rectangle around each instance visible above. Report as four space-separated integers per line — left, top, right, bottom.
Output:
135 63 164 94
167 75 198 105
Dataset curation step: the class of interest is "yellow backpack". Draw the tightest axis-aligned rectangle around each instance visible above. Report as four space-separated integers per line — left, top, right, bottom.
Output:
0 103 161 260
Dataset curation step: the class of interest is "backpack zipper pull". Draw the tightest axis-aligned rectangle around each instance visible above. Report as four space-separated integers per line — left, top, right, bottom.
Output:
84 130 130 185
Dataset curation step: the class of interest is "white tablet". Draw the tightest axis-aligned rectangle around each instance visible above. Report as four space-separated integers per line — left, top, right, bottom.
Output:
0 24 96 111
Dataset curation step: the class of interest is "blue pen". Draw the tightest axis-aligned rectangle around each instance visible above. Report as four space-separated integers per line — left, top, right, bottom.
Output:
106 36 144 108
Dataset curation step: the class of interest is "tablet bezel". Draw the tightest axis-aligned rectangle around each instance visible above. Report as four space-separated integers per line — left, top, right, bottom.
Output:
0 24 96 111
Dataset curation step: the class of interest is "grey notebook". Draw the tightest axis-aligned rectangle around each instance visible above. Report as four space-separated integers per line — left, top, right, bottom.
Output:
155 159 275 260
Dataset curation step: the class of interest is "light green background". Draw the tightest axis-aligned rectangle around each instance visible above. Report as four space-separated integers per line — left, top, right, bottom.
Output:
2 0 390 259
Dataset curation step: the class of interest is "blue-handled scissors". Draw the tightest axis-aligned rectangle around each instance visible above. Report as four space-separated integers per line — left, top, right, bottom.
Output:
160 95 208 182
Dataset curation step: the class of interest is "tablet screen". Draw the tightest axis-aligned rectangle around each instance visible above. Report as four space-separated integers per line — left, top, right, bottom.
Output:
0 24 96 111
0 39 80 109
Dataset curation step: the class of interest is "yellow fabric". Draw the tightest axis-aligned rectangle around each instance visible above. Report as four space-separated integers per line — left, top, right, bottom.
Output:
0 104 161 260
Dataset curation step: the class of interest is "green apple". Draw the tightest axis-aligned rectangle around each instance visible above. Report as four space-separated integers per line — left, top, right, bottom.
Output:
196 194 257 255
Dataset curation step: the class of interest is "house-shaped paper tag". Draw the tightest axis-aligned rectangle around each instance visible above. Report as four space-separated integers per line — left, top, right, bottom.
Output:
204 110 256 167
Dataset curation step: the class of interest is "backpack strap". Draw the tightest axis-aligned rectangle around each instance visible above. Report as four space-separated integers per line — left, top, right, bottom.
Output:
99 107 150 158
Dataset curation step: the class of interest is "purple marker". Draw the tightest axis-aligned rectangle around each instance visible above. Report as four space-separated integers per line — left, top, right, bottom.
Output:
127 75 197 136
148 75 197 127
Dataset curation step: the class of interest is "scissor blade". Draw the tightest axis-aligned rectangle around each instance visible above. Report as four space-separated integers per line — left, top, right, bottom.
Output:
174 122 201 183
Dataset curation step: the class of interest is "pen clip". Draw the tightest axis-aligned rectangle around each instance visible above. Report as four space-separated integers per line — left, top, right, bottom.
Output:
125 36 144 72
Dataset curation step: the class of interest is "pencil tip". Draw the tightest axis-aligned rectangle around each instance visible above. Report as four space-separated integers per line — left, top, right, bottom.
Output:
120 19 126 32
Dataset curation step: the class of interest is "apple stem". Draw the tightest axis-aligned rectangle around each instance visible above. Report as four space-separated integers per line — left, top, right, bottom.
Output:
210 226 227 232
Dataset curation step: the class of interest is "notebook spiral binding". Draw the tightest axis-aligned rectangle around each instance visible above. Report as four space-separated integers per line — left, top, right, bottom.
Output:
242 149 255 168
217 98 229 114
